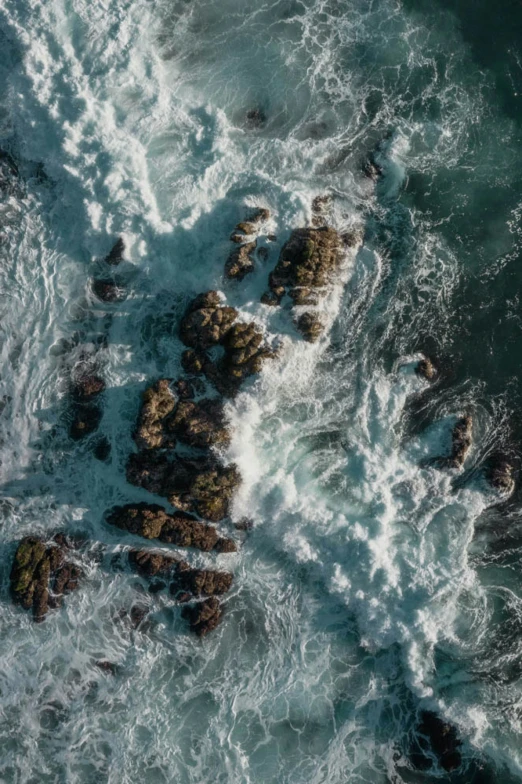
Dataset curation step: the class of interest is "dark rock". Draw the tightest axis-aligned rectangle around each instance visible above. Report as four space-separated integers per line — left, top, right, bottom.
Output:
225 241 256 280
248 207 270 224
487 455 515 494
93 437 111 461
415 358 437 381
10 535 82 622
230 232 246 243
417 711 462 773
311 194 332 227
450 415 473 468
267 234 277 242
149 579 167 594
91 279 126 303
107 501 236 549
245 108 266 129
179 292 238 350
173 562 233 597
362 156 383 180
173 379 195 400
234 517 253 531
181 349 206 375
105 238 125 265
134 379 176 450
72 375 106 400
166 397 230 449
181 596 223 636
262 227 341 339
295 312 324 343
128 548 178 578
129 604 148 628
69 404 102 440
95 660 119 675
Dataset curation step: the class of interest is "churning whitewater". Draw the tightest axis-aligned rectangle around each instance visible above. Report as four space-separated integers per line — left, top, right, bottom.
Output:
1 0 522 781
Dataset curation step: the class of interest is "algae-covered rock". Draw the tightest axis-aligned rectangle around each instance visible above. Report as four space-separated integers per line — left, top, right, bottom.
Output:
134 379 176 450
225 241 256 281
181 596 223 637
179 291 238 350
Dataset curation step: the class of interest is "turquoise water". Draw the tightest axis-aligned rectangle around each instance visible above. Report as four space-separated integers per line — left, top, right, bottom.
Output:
1 0 522 781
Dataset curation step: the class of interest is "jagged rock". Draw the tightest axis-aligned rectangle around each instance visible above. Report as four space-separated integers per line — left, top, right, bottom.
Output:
166 398 230 449
128 548 178 578
179 291 238 350
181 596 223 636
69 404 102 440
107 501 236 549
450 415 472 468
295 312 324 342
487 456 515 494
134 379 176 450
72 375 106 400
262 226 341 340
173 379 195 400
105 238 125 265
172 562 233 597
416 358 437 381
225 241 257 280
311 194 332 227
91 279 126 302
417 711 462 773
10 534 82 622
149 580 167 594
245 108 266 129
181 349 206 375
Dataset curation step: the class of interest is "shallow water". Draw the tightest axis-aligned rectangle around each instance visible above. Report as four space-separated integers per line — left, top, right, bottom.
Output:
1 0 522 781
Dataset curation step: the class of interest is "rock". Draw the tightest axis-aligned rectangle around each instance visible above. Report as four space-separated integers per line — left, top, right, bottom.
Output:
234 517 253 531
248 207 270 224
295 312 324 342
105 238 125 265
91 279 126 303
173 379 195 400
450 415 472 468
72 375 106 400
69 404 102 440
134 379 176 450
262 227 341 338
311 194 332 227
219 322 274 389
415 358 437 381
230 232 246 243
181 596 223 636
107 501 236 550
166 398 230 449
487 456 515 494
235 222 257 236
245 108 266 129
362 155 383 180
10 534 82 622
129 604 148 629
149 580 167 594
179 292 238 350
417 711 462 773
128 548 178 578
95 660 119 675
225 241 256 280
93 436 111 461
267 234 277 242
181 349 206 375
172 562 233 597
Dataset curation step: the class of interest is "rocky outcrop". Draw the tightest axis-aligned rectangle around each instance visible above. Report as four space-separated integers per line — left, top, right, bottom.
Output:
134 379 176 450
449 415 472 468
72 374 106 401
181 596 223 636
225 241 256 280
295 312 324 343
179 293 274 395
487 455 515 495
91 279 126 303
107 502 237 550
415 358 437 381
311 195 333 227
173 562 233 597
128 548 178 578
416 711 462 773
10 535 82 622
105 238 125 265
261 226 342 340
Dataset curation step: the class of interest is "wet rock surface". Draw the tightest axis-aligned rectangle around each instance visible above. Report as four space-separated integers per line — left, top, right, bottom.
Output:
180 291 238 350
449 415 473 468
487 455 515 494
105 237 125 265
91 279 126 303
173 562 233 597
128 548 178 578
134 379 176 450
181 596 223 637
295 312 324 343
225 241 256 280
72 374 106 401
415 358 437 381
10 534 82 622
69 404 103 440
107 502 236 550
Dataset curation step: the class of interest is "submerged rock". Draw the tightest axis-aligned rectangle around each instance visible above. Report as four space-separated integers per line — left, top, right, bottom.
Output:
107 501 236 550
91 279 126 303
10 534 82 622
93 436 111 461
105 238 125 265
69 404 102 440
415 358 437 381
487 455 515 495
181 596 223 636
416 711 462 773
245 108 266 129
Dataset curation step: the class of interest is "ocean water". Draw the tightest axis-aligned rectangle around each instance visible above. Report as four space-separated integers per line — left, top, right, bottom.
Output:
1 0 522 781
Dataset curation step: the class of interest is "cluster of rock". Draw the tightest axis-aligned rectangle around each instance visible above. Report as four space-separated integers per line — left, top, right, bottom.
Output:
261 224 358 342
10 534 82 622
91 237 127 303
179 291 275 396
69 369 106 442
226 207 271 281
